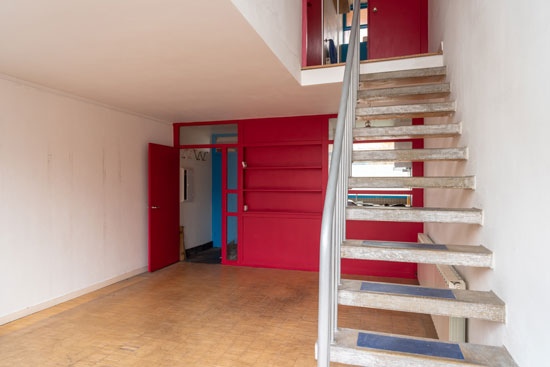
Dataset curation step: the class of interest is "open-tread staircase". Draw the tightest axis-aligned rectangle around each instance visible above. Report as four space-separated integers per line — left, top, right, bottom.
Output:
318 57 517 366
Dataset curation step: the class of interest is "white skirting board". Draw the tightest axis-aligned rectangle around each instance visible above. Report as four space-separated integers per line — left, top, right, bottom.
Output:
0 266 147 326
417 234 467 343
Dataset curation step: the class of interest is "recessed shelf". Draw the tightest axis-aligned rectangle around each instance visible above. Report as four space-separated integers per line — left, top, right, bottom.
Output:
244 141 323 147
242 210 322 217
243 165 322 170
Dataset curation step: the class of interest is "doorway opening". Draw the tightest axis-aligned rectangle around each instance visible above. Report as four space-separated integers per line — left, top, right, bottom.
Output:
177 123 240 265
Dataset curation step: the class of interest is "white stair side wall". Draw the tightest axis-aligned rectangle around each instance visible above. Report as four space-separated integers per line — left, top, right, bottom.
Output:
231 0 302 82
301 54 445 86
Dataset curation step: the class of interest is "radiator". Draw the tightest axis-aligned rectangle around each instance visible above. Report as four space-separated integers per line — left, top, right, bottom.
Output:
417 233 466 343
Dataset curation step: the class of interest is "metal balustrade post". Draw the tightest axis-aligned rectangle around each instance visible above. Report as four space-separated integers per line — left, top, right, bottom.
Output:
317 1 360 365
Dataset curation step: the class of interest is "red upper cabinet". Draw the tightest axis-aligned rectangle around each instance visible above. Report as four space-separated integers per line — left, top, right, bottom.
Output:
368 0 428 59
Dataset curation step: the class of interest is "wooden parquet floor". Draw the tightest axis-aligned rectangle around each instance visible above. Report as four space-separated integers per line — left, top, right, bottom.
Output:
0 263 437 366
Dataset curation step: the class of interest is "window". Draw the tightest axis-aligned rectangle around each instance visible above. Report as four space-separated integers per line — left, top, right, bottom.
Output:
328 115 416 207
329 141 412 187
343 3 368 44
178 123 238 146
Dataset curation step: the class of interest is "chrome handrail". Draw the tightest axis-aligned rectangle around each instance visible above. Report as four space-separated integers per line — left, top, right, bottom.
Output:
317 0 360 365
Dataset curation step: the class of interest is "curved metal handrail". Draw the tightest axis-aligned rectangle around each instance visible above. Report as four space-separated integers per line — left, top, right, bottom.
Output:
317 0 361 365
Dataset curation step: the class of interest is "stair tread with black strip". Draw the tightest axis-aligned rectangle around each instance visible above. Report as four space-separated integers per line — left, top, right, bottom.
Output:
329 328 518 367
338 279 506 323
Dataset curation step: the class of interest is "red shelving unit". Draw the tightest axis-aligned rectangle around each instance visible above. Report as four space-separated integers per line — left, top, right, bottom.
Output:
240 115 330 271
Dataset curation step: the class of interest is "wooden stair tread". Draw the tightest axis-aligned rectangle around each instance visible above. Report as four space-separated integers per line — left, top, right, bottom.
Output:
330 328 518 367
353 123 461 141
338 279 505 322
356 102 456 120
341 240 493 267
349 176 475 189
346 206 483 224
358 83 450 102
353 147 468 162
360 66 447 82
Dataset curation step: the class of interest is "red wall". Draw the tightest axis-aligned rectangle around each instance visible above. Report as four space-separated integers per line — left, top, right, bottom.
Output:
175 116 426 279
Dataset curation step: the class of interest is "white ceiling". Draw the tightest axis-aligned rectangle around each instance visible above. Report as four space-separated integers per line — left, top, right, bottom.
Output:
0 0 341 123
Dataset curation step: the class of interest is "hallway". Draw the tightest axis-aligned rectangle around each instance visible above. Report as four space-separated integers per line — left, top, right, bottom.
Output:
0 263 436 367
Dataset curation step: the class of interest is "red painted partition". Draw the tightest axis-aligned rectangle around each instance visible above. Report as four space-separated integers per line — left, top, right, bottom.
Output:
240 115 330 271
174 115 426 278
243 215 321 271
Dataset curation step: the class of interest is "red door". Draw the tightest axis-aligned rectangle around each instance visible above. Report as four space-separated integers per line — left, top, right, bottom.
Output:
368 0 428 59
148 143 180 272
306 0 322 66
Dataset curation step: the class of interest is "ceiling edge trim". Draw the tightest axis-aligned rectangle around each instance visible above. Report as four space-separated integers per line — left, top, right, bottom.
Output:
0 72 171 126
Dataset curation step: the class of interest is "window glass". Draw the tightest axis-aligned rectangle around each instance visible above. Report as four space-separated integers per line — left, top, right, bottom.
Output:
178 124 238 146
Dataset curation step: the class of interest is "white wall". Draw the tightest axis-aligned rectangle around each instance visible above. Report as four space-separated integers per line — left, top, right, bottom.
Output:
231 0 302 82
0 76 171 323
180 149 212 249
426 1 550 364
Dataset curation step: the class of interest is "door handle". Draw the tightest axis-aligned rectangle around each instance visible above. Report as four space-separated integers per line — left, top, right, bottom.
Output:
152 206 160 209
373 7 378 13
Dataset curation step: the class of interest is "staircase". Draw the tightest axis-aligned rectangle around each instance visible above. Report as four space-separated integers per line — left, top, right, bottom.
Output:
321 66 517 367
316 2 517 365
